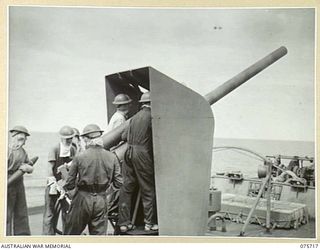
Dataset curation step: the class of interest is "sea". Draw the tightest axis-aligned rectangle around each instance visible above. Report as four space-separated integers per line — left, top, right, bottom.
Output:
20 132 315 208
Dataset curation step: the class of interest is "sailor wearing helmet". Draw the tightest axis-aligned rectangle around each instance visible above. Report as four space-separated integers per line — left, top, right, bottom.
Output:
118 92 158 232
106 93 132 133
62 124 122 235
7 126 33 235
42 125 76 235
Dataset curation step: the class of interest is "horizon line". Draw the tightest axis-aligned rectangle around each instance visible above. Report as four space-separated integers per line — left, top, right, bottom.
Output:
24 131 316 143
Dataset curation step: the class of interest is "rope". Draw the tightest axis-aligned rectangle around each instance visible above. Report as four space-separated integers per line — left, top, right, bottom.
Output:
229 148 263 162
212 146 267 162
212 148 230 153
211 146 289 178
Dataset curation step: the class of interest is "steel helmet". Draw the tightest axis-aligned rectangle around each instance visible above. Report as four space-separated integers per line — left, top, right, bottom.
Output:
9 125 30 136
112 94 132 105
59 125 75 139
139 92 151 103
81 124 104 138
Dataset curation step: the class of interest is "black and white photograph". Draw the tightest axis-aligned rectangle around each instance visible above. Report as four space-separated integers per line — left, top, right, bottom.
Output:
6 6 315 239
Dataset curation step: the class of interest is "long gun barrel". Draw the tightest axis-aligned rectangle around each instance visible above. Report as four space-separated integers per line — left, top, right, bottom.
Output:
103 46 288 149
204 46 288 105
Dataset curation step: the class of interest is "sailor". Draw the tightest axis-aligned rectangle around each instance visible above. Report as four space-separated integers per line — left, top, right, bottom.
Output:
7 126 33 235
42 125 76 235
273 155 282 176
72 128 85 154
106 93 132 133
118 92 158 232
287 156 300 173
274 155 281 166
62 124 122 235
105 94 132 218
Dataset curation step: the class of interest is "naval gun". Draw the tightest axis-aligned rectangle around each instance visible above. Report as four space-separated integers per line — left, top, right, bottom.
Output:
102 46 288 236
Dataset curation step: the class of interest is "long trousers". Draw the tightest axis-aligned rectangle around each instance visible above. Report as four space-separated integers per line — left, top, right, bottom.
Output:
64 190 108 235
106 185 120 215
118 146 157 226
42 186 66 235
7 179 31 235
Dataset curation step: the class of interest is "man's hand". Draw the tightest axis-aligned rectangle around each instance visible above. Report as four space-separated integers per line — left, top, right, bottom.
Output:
58 189 66 201
56 182 64 193
56 181 67 201
47 176 56 186
19 164 34 174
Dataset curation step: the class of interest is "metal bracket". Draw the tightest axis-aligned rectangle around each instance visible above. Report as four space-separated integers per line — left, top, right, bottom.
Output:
207 214 227 232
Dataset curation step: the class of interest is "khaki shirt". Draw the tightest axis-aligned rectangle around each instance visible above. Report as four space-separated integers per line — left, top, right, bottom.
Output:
106 111 126 133
64 145 122 191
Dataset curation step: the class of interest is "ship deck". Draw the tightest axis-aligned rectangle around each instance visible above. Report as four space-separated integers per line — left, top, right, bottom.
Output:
27 208 315 238
205 219 315 238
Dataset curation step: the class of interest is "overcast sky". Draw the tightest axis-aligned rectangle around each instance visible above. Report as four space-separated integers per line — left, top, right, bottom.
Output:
8 7 315 141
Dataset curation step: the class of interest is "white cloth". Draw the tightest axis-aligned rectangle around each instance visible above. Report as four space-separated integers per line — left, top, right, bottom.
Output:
106 111 126 133
59 142 71 157
87 137 104 147
47 176 58 195
141 104 151 109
